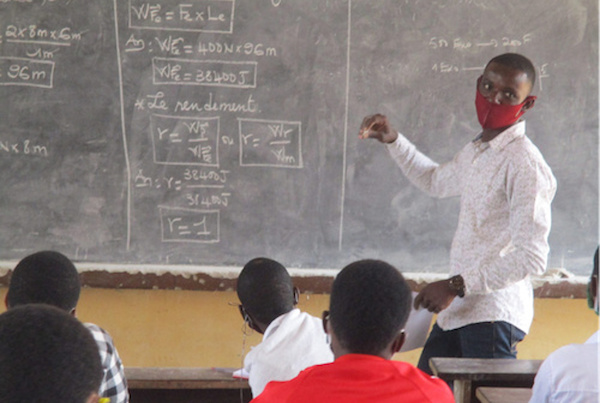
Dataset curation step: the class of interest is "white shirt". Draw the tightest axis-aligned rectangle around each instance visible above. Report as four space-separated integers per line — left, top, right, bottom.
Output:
529 330 599 403
387 121 556 332
243 308 334 397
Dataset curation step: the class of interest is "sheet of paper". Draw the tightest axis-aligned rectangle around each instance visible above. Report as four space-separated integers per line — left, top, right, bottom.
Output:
232 368 250 379
399 292 434 352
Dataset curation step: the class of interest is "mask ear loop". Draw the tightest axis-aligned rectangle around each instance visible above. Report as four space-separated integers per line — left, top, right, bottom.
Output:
239 320 249 403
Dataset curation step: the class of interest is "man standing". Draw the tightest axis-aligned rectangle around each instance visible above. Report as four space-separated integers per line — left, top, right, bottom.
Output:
360 53 557 373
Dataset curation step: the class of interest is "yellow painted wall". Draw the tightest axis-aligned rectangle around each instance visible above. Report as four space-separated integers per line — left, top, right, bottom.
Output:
0 287 597 368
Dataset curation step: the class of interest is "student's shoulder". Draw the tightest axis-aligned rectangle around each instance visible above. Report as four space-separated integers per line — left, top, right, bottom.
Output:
290 310 327 333
544 340 597 365
253 365 320 402
83 322 113 339
83 322 118 352
389 361 454 401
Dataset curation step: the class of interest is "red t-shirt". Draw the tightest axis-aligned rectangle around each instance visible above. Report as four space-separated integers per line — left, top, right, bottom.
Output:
252 354 454 403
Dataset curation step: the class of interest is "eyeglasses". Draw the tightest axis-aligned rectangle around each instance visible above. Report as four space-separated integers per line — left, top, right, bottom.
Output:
238 304 247 321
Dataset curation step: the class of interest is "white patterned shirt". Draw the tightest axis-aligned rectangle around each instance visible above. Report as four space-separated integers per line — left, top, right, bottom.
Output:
387 121 556 332
84 323 130 403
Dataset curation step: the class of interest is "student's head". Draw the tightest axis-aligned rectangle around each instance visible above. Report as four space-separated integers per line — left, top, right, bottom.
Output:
0 304 102 403
476 53 536 130
325 259 412 359
5 251 81 313
236 257 299 334
588 247 599 315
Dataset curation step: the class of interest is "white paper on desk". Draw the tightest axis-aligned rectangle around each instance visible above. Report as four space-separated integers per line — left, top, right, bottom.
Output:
399 292 434 352
232 368 250 379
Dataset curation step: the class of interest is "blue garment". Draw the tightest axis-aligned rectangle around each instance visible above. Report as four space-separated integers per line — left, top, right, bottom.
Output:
417 321 525 375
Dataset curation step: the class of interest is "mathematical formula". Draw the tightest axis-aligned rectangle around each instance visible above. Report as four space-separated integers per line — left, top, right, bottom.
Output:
129 0 235 33
152 57 257 88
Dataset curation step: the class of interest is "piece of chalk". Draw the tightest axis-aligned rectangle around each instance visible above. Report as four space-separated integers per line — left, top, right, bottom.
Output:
362 122 376 137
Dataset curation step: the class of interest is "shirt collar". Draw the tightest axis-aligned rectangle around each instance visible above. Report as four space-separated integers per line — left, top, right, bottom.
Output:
335 354 388 363
263 308 299 340
585 330 600 345
473 121 526 151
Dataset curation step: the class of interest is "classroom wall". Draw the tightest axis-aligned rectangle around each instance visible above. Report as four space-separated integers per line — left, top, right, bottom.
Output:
0 287 596 368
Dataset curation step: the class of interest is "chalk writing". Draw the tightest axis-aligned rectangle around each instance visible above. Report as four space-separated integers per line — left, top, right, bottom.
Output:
152 57 257 88
538 63 550 91
129 0 235 33
183 168 229 184
429 34 533 50
4 24 84 48
0 57 54 87
159 206 220 243
431 61 459 73
185 192 231 208
124 34 279 58
0 139 48 156
196 42 277 57
238 118 303 168
25 47 58 59
125 34 145 52
150 114 220 166
175 92 259 113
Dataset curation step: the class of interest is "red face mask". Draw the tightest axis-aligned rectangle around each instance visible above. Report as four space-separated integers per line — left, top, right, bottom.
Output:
475 83 536 130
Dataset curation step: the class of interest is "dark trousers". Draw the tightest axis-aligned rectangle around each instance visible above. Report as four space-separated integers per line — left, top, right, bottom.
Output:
417 321 526 375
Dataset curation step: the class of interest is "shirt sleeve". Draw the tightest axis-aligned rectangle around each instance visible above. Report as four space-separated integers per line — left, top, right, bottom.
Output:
247 352 294 398
244 346 271 397
529 357 554 403
386 133 462 198
86 324 130 403
462 153 556 294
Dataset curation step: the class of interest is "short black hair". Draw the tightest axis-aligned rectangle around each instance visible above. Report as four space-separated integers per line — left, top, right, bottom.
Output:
0 304 103 403
487 53 536 91
237 257 295 325
329 259 412 355
6 251 81 311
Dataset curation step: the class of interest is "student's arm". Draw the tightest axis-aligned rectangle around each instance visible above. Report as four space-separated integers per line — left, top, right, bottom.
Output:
84 324 130 403
528 357 554 403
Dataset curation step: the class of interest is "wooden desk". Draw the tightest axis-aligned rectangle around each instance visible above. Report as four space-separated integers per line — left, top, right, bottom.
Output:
475 387 532 403
429 358 541 403
125 367 251 403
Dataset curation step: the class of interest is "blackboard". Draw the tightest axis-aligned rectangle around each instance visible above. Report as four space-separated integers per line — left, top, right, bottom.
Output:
0 0 597 275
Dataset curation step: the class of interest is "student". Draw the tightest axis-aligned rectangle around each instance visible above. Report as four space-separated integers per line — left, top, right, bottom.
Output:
0 304 103 403
360 53 557 373
529 248 599 402
237 257 333 397
252 259 453 402
5 251 129 403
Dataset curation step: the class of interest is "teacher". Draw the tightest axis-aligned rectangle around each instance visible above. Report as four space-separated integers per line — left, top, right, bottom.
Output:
360 53 557 373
